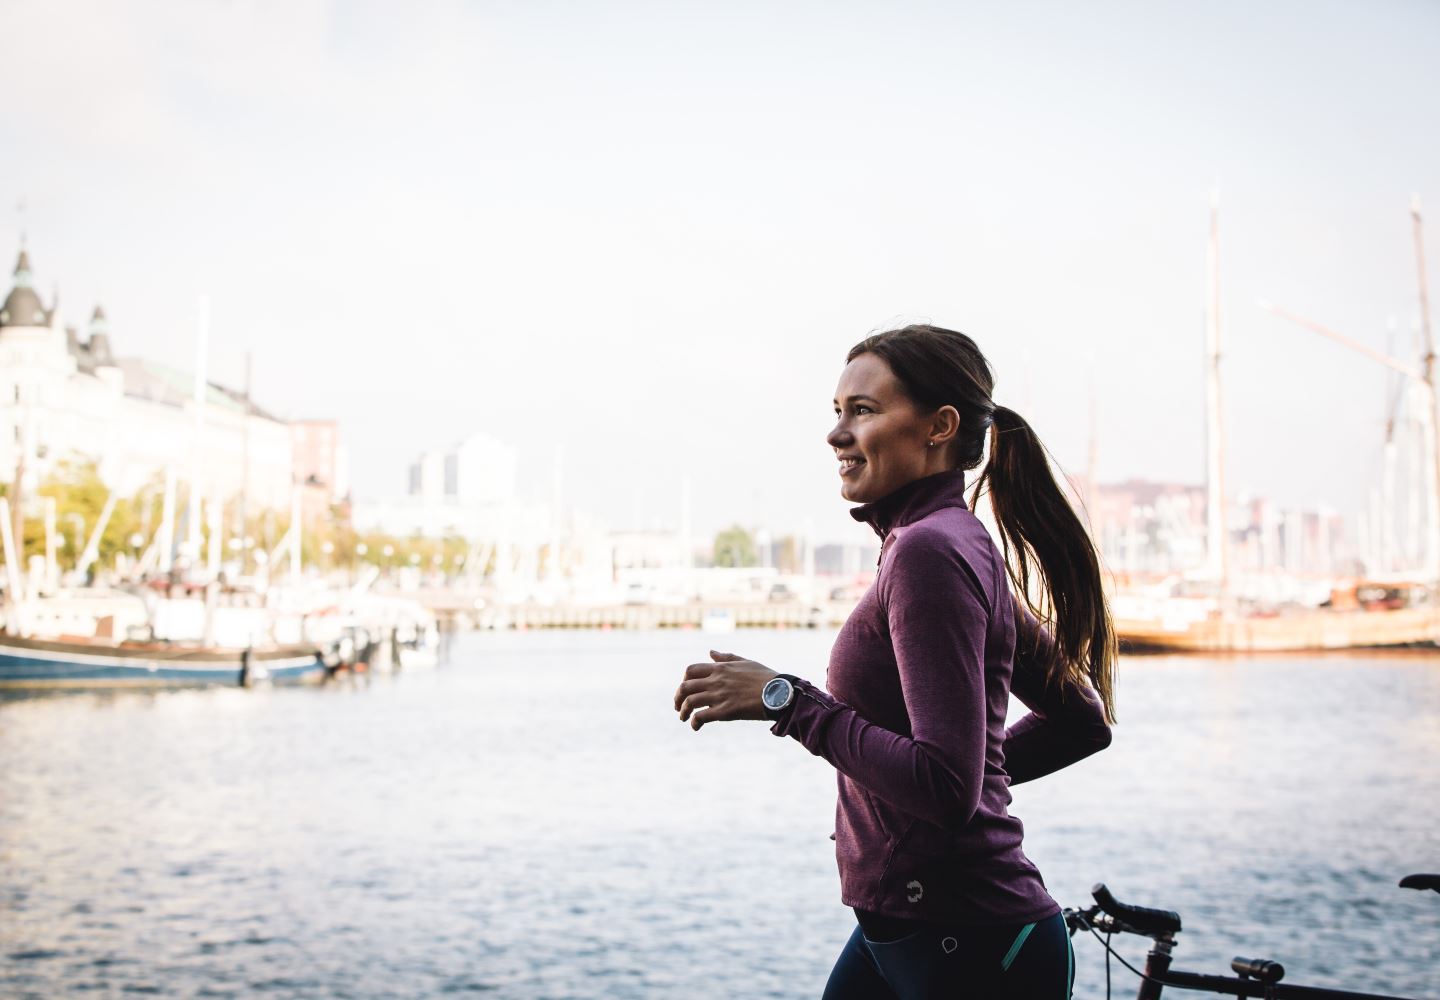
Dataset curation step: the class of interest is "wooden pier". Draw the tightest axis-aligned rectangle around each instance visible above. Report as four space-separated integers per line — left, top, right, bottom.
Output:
409 589 849 631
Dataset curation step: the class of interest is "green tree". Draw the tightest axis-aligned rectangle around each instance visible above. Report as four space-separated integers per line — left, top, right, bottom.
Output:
712 524 758 568
6 459 148 572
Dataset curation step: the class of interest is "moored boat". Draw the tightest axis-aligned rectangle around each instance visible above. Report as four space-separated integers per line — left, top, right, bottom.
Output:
1115 579 1440 653
0 633 325 688
1117 605 1440 654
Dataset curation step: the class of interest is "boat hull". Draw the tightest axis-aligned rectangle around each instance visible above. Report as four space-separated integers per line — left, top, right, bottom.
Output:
1117 606 1440 654
0 635 325 688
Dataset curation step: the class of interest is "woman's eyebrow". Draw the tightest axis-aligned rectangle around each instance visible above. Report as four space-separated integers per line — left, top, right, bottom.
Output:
834 394 882 406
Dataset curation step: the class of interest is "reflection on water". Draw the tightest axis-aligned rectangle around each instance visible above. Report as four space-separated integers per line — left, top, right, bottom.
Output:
2 631 1437 998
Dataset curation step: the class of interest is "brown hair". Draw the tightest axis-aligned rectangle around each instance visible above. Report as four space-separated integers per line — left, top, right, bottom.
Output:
847 324 1117 721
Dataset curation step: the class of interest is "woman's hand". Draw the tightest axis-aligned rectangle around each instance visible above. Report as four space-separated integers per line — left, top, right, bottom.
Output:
673 650 778 730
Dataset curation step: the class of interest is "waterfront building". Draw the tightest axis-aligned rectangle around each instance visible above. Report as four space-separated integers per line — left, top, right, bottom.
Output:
404 431 516 507
1092 478 1356 583
292 418 349 528
378 431 523 539
292 419 347 502
0 247 299 516
408 449 446 503
448 431 516 504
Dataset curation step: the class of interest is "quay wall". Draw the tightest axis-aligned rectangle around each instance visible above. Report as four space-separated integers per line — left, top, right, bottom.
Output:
414 596 854 631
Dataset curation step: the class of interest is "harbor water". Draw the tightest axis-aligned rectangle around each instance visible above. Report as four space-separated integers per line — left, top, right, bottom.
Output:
2 630 1438 999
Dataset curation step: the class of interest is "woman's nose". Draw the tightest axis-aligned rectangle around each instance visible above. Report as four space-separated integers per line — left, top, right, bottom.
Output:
826 422 850 448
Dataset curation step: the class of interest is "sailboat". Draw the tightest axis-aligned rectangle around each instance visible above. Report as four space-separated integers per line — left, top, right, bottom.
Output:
0 297 325 688
1114 196 1440 653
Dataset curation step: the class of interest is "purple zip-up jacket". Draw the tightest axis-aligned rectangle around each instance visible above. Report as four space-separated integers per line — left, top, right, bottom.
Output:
771 469 1111 924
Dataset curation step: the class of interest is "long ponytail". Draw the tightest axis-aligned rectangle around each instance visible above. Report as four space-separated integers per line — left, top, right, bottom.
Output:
970 405 1117 722
848 325 1117 722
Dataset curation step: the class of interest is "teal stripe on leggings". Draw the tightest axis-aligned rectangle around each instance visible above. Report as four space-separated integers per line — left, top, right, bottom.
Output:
1000 921 1036 972
1065 931 1074 998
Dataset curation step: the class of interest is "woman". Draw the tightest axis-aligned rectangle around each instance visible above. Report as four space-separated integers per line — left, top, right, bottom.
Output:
672 325 1116 999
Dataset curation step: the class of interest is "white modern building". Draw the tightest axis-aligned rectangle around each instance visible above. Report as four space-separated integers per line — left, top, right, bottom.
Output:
447 431 516 504
377 430 523 536
0 247 295 514
404 430 517 508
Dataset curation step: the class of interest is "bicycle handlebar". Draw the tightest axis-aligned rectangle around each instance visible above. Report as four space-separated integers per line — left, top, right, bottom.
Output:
1398 873 1440 894
1231 956 1285 983
1092 882 1184 937
1068 879 1434 999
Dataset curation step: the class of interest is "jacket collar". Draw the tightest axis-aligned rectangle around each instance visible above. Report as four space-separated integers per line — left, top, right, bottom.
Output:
849 469 969 540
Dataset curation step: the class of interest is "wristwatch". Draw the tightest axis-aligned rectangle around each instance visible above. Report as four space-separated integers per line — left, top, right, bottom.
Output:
761 674 800 721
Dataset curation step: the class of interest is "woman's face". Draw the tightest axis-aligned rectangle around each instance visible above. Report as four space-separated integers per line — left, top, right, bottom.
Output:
827 352 940 504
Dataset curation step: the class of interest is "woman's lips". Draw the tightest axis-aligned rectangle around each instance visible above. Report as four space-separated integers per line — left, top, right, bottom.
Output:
839 457 864 477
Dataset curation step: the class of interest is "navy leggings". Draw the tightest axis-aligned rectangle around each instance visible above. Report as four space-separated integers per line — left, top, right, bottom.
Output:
821 911 1073 1000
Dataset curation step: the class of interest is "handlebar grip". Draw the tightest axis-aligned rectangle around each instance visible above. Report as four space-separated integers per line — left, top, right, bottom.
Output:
1399 873 1440 894
1231 956 1285 983
1091 883 1183 936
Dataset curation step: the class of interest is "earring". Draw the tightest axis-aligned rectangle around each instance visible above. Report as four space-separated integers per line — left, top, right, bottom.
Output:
928 441 935 448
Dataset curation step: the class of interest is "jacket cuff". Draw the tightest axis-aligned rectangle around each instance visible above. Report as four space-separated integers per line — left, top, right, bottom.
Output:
769 678 837 749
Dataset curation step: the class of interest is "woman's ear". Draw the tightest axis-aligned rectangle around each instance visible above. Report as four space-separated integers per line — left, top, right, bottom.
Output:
931 405 961 444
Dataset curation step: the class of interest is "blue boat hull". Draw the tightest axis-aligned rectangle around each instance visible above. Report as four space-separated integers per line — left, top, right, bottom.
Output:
0 636 325 688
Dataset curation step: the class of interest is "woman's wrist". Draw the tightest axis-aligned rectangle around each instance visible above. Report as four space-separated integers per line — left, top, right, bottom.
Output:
761 673 802 722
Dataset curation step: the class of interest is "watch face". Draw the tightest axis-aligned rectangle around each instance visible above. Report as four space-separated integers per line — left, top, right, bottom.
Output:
762 677 792 710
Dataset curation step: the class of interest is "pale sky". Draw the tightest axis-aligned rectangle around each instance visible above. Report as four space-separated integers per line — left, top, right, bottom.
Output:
3 0 1438 543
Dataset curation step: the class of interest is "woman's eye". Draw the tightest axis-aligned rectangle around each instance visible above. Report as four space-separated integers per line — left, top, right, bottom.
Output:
855 406 871 415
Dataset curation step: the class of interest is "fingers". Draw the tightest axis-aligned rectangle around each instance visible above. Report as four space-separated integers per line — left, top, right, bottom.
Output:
677 690 710 722
690 703 728 730
675 654 750 729
674 679 710 715
675 666 715 711
683 662 717 680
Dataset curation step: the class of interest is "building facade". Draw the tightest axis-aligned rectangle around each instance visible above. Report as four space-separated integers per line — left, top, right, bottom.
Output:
0 247 297 517
1092 478 1354 582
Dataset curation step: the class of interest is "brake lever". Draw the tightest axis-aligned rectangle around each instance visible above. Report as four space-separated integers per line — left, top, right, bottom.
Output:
1063 905 1104 937
1084 910 1150 938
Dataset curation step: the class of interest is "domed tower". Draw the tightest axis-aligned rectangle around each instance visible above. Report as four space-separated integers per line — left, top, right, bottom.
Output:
0 249 52 329
88 304 114 367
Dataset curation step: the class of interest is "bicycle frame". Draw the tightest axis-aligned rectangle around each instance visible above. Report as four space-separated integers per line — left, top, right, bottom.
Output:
1130 937 1420 1000
1066 895 1429 1000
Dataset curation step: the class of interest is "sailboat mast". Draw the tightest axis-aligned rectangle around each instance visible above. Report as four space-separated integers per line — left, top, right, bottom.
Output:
239 351 251 575
1205 193 1229 592
9 404 24 591
188 294 209 572
1411 196 1440 584
1380 320 1401 574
